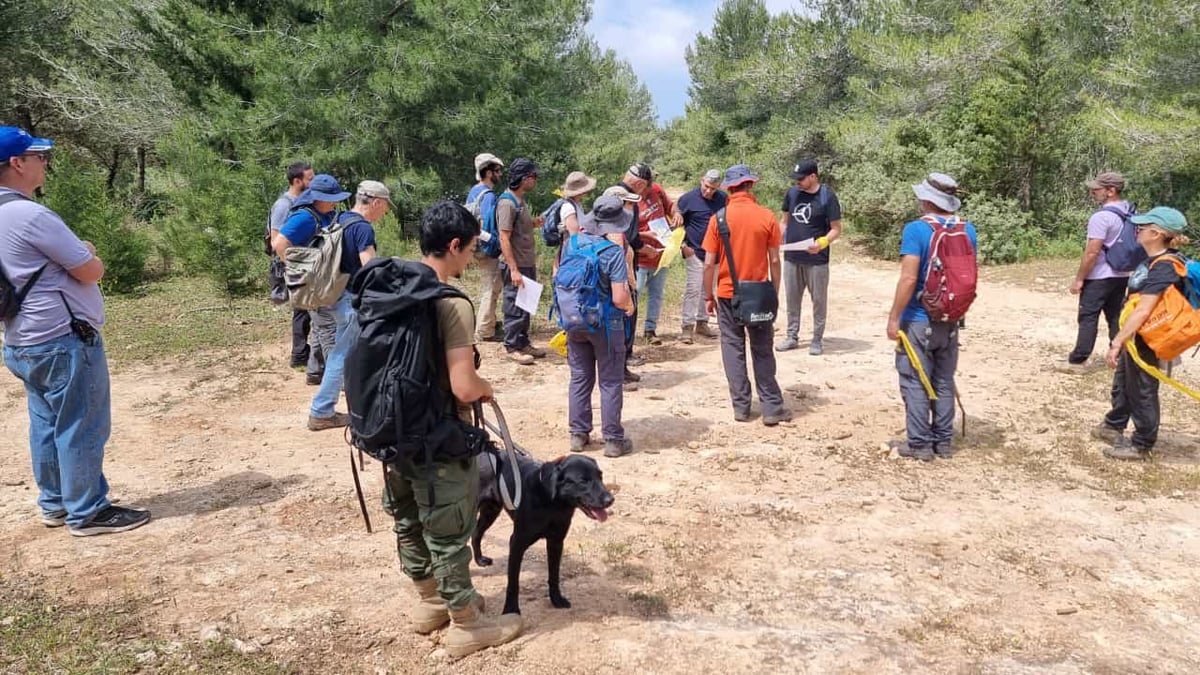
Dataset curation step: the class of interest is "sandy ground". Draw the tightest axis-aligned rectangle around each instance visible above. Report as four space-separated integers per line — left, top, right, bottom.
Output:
2 252 1199 674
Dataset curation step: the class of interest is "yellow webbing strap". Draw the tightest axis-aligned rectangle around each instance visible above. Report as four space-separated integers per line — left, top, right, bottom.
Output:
1119 300 1200 402
897 329 937 400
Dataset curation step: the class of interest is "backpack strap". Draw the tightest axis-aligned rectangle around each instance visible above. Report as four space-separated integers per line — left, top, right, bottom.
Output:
715 208 742 293
0 192 49 307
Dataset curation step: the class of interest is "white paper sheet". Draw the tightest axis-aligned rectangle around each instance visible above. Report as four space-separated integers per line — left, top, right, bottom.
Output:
648 217 671 240
515 277 544 316
779 238 816 252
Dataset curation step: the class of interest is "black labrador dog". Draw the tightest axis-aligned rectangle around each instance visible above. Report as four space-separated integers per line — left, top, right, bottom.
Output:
473 449 614 615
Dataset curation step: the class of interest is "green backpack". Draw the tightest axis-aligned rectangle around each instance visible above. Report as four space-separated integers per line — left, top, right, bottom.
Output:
283 209 353 310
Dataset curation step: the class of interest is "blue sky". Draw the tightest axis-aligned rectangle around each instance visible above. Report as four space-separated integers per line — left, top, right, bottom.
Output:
586 0 802 124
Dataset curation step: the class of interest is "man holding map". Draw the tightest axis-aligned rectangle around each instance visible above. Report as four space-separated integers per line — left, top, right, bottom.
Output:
775 159 843 356
633 164 683 346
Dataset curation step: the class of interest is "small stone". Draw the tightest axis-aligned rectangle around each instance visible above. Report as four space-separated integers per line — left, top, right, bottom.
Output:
259 635 274 645
1115 505 1127 512
647 394 665 401
899 493 926 504
0 616 15 627
199 625 222 642
825 381 836 390
888 449 901 460
877 442 890 454
860 499 876 508
427 648 450 662
686 441 701 450
135 650 157 664
2 478 23 487
929 568 942 579
231 638 260 654
1035 427 1049 434
1170 490 1184 500
834 431 852 440
1056 606 1078 616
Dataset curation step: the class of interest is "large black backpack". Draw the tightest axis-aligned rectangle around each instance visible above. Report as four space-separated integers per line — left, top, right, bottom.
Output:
0 192 48 322
345 257 482 464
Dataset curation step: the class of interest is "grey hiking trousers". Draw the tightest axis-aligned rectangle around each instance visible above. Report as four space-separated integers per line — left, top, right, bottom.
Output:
895 321 959 450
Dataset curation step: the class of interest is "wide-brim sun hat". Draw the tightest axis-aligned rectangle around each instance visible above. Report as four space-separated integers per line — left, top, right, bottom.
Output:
721 164 759 189
561 171 597 198
912 172 962 213
581 195 632 236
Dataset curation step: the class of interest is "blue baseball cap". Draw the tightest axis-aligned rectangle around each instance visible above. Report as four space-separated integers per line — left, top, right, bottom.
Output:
0 126 54 163
721 164 759 189
294 173 351 207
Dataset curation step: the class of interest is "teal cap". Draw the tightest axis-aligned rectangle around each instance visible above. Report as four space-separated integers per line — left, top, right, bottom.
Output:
1131 206 1187 233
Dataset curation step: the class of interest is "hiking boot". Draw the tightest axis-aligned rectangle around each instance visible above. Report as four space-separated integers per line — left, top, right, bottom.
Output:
679 325 694 345
308 412 350 431
41 510 67 528
442 604 523 658
1103 441 1150 461
933 443 956 459
604 438 634 458
410 577 450 634
695 321 717 339
305 372 323 386
898 444 934 462
521 344 547 359
570 433 590 453
627 354 646 367
762 411 793 427
1090 423 1125 445
623 368 641 383
733 410 752 423
644 330 662 346
507 350 535 366
809 340 823 356
775 337 799 352
68 505 151 537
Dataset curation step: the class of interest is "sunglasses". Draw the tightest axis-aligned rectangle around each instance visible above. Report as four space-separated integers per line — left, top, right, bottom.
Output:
23 151 52 163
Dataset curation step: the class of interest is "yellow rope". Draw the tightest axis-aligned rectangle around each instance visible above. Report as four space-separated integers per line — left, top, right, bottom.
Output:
897 329 937 400
1119 300 1200 402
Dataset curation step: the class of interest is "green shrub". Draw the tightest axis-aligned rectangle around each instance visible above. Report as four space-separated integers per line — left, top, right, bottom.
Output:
41 153 150 294
961 194 1038 264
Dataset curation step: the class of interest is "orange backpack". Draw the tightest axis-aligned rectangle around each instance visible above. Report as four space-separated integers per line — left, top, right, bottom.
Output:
1128 255 1200 360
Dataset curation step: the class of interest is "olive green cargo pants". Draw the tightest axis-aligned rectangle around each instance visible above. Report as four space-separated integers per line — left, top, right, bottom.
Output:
382 456 480 610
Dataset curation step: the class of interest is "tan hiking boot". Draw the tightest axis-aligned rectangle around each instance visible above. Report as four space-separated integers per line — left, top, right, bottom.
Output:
694 321 717 338
307 412 350 431
442 603 523 658
410 577 450 634
521 344 547 358
679 325 694 345
507 350 535 365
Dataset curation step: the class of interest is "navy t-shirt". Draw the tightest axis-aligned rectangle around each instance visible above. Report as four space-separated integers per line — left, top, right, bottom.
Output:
336 212 377 276
677 187 727 262
781 184 842 265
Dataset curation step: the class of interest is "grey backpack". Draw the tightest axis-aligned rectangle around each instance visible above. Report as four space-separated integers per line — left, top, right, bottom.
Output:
284 210 352 310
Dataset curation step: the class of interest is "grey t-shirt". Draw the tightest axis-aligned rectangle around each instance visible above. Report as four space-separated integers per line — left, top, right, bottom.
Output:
0 188 105 346
269 192 294 233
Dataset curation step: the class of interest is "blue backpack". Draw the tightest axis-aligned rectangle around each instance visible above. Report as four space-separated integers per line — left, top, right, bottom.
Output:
540 198 568 247
465 186 509 258
1101 205 1148 273
551 234 618 333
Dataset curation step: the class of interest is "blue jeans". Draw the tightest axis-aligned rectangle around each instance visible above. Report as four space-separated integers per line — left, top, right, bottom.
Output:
311 292 354 418
636 267 669 333
4 332 112 527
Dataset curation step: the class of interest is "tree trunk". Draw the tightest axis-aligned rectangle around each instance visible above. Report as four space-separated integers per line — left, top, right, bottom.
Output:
106 149 121 193
137 146 147 195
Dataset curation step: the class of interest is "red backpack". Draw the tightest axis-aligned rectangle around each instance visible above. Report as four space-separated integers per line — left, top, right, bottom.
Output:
920 215 977 323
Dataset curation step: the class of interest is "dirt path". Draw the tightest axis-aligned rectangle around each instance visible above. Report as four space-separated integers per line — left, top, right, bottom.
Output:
2 253 1198 674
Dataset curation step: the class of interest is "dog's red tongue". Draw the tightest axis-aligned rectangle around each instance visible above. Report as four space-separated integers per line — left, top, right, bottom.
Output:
583 506 609 523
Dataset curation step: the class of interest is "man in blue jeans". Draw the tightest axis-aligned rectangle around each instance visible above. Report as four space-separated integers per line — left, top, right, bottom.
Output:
886 173 978 461
0 126 151 536
276 177 386 430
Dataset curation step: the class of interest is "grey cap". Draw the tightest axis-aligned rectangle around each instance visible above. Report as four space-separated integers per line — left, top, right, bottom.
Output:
357 180 395 206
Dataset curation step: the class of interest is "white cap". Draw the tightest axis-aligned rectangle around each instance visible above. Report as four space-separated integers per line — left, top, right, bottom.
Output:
357 180 395 206
474 153 504 177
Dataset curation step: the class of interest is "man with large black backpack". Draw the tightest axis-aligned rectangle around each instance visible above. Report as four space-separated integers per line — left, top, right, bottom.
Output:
345 200 521 658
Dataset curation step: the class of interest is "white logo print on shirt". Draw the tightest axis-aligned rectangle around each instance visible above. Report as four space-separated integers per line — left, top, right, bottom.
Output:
791 202 812 225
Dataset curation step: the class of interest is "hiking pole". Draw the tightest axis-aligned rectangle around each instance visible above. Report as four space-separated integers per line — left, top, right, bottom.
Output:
350 449 372 534
954 387 967 439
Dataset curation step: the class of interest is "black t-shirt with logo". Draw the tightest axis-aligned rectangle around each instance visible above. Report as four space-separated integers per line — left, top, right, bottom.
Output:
781 184 842 265
1128 250 1184 297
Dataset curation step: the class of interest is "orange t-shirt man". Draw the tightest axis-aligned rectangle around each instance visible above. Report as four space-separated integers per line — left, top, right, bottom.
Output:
702 189 782 300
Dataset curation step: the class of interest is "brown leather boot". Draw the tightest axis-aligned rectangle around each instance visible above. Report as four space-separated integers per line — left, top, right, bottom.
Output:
410 577 450 634
694 321 717 338
442 603 523 658
680 324 694 345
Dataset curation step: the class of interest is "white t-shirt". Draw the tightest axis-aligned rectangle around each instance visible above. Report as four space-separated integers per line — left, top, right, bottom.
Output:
560 200 582 234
